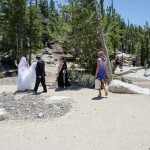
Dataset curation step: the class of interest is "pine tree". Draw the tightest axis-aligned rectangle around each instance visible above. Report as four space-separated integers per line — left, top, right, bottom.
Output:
27 0 42 64
0 0 42 60
39 0 49 18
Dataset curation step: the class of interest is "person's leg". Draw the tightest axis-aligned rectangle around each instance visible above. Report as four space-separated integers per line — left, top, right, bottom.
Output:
34 78 40 93
58 74 64 88
64 74 71 87
41 77 47 92
101 80 108 96
98 89 102 97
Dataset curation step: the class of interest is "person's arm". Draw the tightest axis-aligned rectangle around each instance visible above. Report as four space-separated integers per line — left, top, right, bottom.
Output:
15 60 18 67
95 60 100 78
43 62 46 76
56 63 63 79
36 62 42 78
25 62 29 68
57 63 63 75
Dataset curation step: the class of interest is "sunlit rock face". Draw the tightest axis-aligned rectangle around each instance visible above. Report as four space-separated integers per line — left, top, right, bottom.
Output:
108 80 150 95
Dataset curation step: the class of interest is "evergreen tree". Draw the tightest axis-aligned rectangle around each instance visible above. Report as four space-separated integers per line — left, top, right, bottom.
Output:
0 0 42 59
27 0 42 64
39 0 49 18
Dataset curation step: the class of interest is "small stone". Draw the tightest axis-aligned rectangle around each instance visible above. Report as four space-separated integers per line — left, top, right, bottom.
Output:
3 92 7 96
14 95 25 100
33 102 37 105
0 108 8 121
0 91 72 120
38 112 44 118
10 107 16 110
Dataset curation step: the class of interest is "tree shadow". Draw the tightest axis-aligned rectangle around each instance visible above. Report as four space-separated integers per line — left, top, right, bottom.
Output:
49 81 83 92
54 85 83 92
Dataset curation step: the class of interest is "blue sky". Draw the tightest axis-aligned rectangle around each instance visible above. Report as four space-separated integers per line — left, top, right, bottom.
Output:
104 0 150 26
55 0 150 26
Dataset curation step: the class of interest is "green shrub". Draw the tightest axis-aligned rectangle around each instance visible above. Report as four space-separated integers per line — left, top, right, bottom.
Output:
68 69 95 88
80 74 95 88
0 73 4 78
112 63 117 74
70 64 75 69
121 77 133 84
68 69 83 81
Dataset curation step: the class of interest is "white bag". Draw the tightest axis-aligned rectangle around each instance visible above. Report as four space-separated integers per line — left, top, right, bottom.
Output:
95 78 101 90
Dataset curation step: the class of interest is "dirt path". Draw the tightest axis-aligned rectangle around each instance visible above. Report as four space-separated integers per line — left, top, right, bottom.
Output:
0 85 150 150
0 65 150 150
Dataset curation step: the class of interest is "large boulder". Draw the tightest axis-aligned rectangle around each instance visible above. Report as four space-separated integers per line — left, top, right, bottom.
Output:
42 54 55 64
144 71 150 77
108 80 150 95
52 43 64 54
0 108 8 121
44 48 52 54
44 43 63 54
62 54 73 61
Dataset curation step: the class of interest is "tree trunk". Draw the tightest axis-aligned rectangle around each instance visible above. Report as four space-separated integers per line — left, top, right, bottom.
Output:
96 3 112 84
29 0 32 65
36 0 38 7
20 0 24 57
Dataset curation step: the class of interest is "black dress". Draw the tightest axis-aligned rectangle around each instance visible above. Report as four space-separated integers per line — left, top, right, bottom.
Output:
58 62 70 88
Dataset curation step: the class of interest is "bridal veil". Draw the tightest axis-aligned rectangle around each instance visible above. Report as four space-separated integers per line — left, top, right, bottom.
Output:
17 57 36 91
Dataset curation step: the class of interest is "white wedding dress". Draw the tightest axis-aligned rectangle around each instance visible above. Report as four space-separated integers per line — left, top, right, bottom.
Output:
17 57 37 91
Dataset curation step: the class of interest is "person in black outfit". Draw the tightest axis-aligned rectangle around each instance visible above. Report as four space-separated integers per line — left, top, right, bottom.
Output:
57 57 70 88
115 56 120 66
132 57 136 67
34 55 47 94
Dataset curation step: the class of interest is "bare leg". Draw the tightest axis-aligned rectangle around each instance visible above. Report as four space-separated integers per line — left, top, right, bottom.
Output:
101 80 108 96
98 89 101 97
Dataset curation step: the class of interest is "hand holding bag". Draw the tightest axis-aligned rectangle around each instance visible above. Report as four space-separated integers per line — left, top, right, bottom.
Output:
95 78 101 90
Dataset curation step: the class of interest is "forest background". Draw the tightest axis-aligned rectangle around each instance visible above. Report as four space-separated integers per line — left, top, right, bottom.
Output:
0 0 150 76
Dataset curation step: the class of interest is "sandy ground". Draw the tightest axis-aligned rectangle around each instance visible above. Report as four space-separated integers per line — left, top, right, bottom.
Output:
0 85 150 150
0 65 150 150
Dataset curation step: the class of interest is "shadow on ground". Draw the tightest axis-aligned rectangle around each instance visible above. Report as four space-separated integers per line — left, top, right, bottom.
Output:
14 90 44 95
92 96 107 100
48 81 84 91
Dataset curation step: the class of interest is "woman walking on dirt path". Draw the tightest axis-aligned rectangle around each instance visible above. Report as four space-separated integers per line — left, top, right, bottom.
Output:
95 51 108 97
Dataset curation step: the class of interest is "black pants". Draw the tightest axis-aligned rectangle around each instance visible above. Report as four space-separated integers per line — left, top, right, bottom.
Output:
34 77 47 92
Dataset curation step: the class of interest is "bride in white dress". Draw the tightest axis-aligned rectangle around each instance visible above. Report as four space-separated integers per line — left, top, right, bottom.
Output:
17 57 37 91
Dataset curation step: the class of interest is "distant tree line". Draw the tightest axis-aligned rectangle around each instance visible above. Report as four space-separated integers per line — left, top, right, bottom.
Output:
0 0 149 69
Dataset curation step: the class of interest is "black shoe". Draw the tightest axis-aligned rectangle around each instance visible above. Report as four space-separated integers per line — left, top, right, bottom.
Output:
34 92 38 95
42 91 47 93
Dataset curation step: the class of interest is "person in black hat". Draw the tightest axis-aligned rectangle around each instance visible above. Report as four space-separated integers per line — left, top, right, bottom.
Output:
34 55 47 94
56 56 71 89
